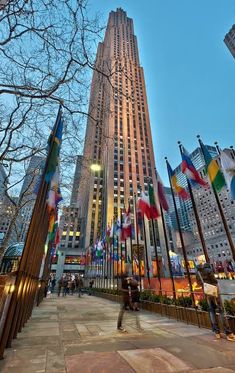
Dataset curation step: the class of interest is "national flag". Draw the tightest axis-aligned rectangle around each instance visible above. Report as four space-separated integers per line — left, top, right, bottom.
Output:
106 224 111 244
121 205 132 241
114 219 121 239
181 146 207 187
45 111 63 183
156 175 169 211
200 141 226 192
137 191 151 220
220 151 235 200
167 161 189 199
148 184 159 219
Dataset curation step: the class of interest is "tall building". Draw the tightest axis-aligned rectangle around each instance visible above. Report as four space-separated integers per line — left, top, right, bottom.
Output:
19 155 44 241
53 206 84 278
70 155 83 206
173 145 218 231
224 24 235 59
79 8 165 269
186 148 235 268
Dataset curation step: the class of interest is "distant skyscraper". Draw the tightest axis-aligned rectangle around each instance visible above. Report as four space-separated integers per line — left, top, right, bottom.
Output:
20 155 44 241
70 155 83 206
173 145 218 231
224 24 235 59
79 8 164 264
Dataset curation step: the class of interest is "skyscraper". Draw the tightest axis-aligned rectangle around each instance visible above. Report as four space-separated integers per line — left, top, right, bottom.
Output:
79 9 163 260
224 24 235 59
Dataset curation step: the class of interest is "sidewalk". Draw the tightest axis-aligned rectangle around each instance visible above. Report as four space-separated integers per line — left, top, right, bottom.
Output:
0 294 235 373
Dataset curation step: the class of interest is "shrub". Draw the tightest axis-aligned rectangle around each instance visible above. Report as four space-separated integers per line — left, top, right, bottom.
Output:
224 299 235 316
175 296 192 308
199 298 209 312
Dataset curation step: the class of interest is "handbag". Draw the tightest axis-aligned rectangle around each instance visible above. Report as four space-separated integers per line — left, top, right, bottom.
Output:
204 282 218 297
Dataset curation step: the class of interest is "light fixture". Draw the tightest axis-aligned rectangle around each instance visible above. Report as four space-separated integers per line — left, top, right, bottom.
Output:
90 164 101 172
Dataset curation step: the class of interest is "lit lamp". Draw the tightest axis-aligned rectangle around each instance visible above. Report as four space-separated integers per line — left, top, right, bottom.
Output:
90 163 102 172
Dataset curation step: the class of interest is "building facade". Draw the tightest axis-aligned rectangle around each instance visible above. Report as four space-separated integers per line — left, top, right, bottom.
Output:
78 8 166 273
70 155 83 206
19 155 44 242
224 24 235 59
168 147 235 269
53 206 85 278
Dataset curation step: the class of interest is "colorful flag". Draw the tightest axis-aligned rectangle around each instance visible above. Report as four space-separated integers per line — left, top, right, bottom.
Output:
181 146 208 187
137 191 151 219
200 142 225 192
156 175 169 211
121 205 132 241
220 151 235 200
167 161 189 199
148 184 159 219
45 112 63 182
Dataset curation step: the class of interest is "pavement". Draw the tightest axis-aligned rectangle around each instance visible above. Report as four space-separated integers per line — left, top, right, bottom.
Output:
0 293 235 373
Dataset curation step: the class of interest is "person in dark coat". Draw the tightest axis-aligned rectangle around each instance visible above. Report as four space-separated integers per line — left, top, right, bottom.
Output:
129 276 140 311
117 274 131 331
197 263 235 341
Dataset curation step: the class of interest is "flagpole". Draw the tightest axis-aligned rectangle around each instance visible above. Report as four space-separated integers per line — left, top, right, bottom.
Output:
159 203 176 300
128 200 134 275
165 157 196 306
151 219 162 295
120 208 123 276
198 136 235 261
134 193 142 289
143 215 151 288
178 142 210 263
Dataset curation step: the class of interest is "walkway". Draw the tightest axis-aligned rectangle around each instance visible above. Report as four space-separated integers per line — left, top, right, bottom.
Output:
0 294 235 373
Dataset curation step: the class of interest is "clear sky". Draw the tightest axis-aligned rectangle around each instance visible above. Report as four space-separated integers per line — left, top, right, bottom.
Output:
90 0 235 185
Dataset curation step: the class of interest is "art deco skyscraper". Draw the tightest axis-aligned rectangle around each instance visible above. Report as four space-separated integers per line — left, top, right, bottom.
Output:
79 8 163 257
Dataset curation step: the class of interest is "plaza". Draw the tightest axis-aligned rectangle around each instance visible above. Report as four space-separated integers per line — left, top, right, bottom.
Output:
1 294 235 373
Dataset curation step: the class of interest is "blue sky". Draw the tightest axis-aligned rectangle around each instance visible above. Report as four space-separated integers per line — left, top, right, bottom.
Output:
91 0 235 185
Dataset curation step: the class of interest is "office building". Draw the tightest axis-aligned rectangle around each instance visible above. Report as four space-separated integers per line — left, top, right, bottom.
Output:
78 8 166 271
224 24 235 59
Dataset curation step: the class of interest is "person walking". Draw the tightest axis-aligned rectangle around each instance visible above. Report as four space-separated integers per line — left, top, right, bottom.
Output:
77 276 84 298
51 276 56 293
57 277 63 297
197 263 235 341
117 274 131 332
129 276 140 311
63 277 69 296
88 279 94 295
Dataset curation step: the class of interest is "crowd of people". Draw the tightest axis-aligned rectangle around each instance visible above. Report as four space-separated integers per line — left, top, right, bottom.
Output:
48 274 84 297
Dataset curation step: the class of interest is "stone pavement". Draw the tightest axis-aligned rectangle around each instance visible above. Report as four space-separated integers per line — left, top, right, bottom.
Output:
0 294 235 373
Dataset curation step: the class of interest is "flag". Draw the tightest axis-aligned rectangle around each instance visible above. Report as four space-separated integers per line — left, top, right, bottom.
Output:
148 184 159 219
45 111 63 182
114 219 121 238
220 151 235 200
181 146 208 187
156 176 169 211
167 161 189 199
106 224 111 244
137 191 151 219
121 205 132 241
200 142 225 192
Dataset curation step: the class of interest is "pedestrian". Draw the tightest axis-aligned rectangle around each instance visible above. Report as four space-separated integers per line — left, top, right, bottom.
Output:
77 276 84 297
57 277 63 297
51 276 56 293
88 279 94 295
129 276 140 311
117 274 131 332
63 277 69 296
197 263 235 341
